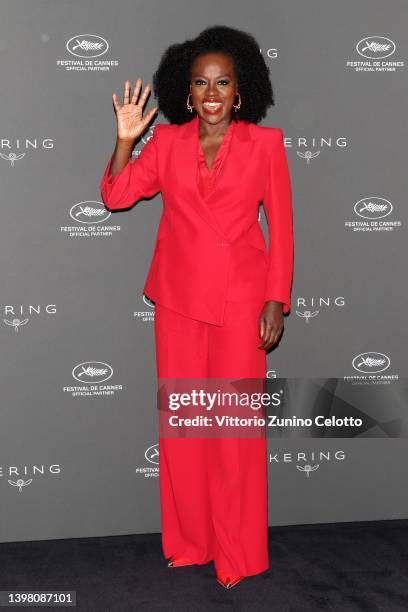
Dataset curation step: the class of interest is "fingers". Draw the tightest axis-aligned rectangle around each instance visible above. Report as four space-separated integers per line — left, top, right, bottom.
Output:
123 79 131 105
113 79 156 118
143 106 158 124
137 82 152 108
259 317 264 340
262 330 279 350
258 318 282 351
112 92 120 113
123 78 151 107
131 78 142 105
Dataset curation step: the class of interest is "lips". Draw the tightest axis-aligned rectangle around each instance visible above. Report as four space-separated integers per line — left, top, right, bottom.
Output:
202 101 223 113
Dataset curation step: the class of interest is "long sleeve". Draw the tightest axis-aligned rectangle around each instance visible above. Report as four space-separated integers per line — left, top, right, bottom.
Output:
262 128 294 313
100 125 161 210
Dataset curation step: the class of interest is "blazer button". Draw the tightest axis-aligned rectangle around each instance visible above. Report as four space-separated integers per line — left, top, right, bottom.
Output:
216 241 230 247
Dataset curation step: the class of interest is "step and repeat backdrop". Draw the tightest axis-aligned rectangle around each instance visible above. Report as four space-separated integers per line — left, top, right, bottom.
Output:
1 0 407 542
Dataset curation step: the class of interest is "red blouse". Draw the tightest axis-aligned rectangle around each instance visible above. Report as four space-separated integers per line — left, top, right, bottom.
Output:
196 120 235 199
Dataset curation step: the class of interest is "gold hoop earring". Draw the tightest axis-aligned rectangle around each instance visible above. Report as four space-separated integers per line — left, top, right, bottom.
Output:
233 93 241 112
186 93 194 113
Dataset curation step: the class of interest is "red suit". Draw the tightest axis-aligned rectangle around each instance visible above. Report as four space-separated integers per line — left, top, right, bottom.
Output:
100 115 294 576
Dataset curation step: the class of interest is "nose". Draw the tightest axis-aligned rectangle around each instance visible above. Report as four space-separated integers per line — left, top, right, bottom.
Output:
205 81 218 96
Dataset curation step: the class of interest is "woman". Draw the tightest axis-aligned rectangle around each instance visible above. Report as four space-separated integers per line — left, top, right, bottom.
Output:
100 25 294 589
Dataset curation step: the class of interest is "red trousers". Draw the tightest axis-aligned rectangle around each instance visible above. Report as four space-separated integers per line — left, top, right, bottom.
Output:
154 299 269 577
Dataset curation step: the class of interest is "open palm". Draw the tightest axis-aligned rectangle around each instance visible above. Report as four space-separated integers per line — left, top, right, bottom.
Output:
112 78 158 143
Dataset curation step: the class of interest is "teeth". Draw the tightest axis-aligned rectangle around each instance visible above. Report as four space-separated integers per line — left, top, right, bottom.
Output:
204 102 222 107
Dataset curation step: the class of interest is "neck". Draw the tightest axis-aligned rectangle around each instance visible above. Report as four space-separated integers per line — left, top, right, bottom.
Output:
198 115 233 140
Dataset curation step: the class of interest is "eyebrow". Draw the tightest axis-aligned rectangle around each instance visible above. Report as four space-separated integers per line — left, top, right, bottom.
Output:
192 74 231 78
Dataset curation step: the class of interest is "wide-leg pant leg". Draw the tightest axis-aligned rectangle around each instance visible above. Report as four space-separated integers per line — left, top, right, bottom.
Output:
153 299 269 577
206 300 269 577
154 304 213 565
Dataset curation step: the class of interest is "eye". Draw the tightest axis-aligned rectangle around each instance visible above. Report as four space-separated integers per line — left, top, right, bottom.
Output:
193 79 230 86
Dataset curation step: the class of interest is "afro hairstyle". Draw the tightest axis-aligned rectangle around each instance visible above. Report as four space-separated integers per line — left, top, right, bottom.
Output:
152 24 274 125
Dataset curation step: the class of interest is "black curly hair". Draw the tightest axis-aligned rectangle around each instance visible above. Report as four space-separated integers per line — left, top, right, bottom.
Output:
152 25 274 125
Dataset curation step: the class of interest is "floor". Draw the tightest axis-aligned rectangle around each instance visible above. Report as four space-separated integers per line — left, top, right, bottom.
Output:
1 520 408 611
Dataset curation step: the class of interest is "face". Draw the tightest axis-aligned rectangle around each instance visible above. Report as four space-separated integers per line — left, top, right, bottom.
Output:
189 52 238 125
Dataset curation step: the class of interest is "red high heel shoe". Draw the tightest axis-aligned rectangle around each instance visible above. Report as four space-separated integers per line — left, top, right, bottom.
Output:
216 568 245 589
167 555 196 567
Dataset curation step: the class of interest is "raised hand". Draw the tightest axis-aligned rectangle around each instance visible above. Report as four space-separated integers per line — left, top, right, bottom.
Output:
112 78 158 143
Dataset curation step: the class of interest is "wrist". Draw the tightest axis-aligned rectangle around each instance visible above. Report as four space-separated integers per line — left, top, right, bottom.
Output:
116 137 136 149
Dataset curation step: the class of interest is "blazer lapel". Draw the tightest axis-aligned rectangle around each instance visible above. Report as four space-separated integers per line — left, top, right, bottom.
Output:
173 114 255 240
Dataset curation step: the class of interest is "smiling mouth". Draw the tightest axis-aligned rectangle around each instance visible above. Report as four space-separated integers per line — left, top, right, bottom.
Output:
203 101 223 110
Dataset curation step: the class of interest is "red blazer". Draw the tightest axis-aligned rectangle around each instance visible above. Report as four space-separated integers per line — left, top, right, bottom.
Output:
100 114 294 326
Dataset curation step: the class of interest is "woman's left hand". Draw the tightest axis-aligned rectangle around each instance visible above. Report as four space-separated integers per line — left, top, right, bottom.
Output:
258 301 284 350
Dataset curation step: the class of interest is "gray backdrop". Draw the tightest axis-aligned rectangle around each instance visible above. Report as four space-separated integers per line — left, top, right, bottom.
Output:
1 0 407 543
